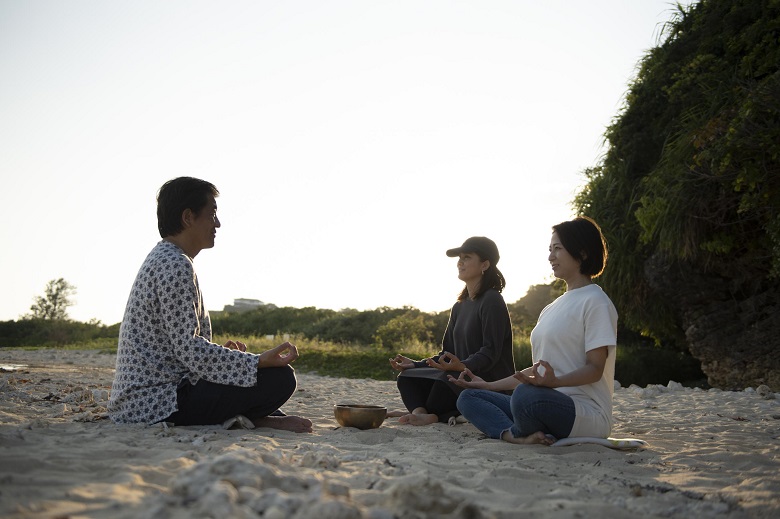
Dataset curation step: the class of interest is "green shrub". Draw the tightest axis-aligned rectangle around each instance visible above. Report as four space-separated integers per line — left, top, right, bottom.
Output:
513 338 532 369
214 333 441 381
0 319 119 348
374 310 434 350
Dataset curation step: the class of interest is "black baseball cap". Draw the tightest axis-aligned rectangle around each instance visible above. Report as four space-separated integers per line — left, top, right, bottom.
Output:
446 236 500 265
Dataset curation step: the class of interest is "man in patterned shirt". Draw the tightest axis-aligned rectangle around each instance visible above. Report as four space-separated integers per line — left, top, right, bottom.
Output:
108 177 312 432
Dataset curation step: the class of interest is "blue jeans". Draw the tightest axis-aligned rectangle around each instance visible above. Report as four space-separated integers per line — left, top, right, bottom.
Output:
457 384 575 440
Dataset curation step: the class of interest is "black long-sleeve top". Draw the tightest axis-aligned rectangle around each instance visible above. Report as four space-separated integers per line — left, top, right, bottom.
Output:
413 289 515 382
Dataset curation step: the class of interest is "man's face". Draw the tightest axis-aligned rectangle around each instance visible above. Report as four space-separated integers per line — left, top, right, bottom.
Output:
190 195 220 252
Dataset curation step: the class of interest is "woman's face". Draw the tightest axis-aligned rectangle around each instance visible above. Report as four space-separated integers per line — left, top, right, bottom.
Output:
548 232 581 282
457 252 489 284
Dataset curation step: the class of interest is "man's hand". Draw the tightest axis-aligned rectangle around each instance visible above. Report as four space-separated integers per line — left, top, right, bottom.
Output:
257 342 299 368
222 340 247 352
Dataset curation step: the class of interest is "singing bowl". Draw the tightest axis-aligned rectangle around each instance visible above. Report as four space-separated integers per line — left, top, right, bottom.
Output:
333 404 387 430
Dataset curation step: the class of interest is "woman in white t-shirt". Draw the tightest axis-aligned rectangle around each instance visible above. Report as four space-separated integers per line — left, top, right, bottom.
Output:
449 217 617 445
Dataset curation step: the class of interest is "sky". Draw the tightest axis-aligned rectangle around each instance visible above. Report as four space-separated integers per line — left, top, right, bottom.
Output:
0 0 692 325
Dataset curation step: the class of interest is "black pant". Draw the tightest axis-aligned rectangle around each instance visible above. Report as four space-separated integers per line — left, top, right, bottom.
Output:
397 376 461 422
165 365 297 426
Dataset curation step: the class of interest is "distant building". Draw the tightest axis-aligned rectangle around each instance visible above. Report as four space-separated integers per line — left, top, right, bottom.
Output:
212 298 277 315
233 298 264 309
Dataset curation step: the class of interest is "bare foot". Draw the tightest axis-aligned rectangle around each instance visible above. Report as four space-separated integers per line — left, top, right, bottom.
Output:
252 415 313 433
500 430 553 445
386 409 407 418
398 412 439 426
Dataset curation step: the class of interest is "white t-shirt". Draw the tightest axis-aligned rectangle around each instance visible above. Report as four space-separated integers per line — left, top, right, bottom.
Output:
529 284 618 437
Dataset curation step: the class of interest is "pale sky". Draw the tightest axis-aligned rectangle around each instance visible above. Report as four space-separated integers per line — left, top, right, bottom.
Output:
0 0 690 325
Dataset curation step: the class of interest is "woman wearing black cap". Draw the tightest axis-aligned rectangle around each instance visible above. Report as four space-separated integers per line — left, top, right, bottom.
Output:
388 237 516 426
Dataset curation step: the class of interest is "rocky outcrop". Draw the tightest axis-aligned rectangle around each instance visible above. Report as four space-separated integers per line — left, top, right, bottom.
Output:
644 254 780 390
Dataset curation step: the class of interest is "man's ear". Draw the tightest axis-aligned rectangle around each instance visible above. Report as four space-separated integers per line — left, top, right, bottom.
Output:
181 208 195 229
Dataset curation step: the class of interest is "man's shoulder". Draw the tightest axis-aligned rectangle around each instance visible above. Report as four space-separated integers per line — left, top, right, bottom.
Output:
140 241 193 272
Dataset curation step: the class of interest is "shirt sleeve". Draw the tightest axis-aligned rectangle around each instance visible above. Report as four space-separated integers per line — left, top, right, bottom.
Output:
583 299 618 352
159 255 259 386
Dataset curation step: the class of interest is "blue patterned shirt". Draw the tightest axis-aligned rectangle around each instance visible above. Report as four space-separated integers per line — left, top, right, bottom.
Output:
108 240 259 424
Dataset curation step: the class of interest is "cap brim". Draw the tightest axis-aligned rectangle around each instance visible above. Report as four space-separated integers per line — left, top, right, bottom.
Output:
446 247 474 257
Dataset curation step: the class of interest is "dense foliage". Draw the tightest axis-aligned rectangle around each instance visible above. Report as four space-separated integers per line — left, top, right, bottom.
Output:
575 0 780 347
208 284 566 350
210 305 449 348
1 289 545 351
0 319 119 347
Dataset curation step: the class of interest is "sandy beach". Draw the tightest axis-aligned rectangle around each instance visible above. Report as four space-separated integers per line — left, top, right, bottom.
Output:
1 349 778 518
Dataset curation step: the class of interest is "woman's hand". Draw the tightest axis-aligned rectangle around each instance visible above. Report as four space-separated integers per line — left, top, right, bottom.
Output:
513 360 558 387
427 352 466 372
447 367 488 389
389 354 417 371
258 342 299 368
222 340 247 352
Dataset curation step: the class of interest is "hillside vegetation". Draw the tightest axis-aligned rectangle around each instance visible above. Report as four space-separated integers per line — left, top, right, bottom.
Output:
574 0 780 388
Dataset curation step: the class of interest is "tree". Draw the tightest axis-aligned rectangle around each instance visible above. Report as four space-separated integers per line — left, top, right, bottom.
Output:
26 278 77 320
574 0 780 388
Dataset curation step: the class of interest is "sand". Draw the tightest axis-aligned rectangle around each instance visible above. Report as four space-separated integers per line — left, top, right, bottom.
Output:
1 349 779 518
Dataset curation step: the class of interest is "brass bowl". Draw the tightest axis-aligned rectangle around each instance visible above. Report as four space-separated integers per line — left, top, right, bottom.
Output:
333 404 387 430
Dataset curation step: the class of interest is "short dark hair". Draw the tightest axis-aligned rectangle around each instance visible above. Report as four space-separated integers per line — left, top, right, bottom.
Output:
552 216 608 277
156 177 219 238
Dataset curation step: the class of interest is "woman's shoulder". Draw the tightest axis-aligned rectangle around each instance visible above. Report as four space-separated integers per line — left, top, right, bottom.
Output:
477 289 509 313
480 288 506 303
583 284 614 304
575 285 618 317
